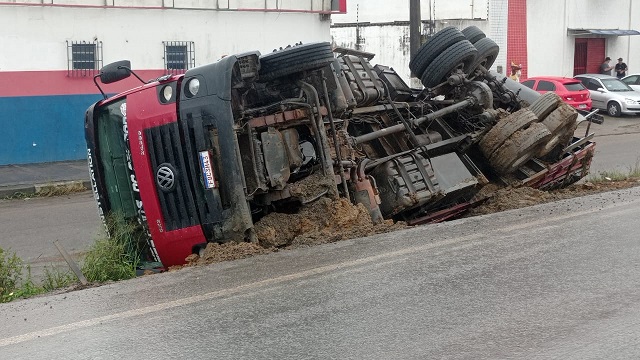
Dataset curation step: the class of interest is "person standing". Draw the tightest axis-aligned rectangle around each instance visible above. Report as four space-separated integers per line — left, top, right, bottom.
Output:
600 57 614 75
615 58 628 79
509 61 522 82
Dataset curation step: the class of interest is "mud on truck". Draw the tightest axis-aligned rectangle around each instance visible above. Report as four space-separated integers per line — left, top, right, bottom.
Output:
85 26 598 268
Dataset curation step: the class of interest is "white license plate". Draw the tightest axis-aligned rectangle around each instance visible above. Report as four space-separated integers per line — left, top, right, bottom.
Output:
578 104 587 109
199 150 217 189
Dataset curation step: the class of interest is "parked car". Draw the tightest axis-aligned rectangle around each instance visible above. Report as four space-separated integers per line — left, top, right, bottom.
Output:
574 74 640 116
621 74 640 92
521 76 592 111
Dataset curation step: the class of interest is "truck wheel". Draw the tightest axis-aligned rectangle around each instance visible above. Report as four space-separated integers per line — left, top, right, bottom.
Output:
420 40 478 88
478 108 538 159
489 123 552 174
607 101 622 117
461 26 486 44
528 92 562 120
467 37 499 76
537 103 578 157
409 26 466 79
259 42 335 81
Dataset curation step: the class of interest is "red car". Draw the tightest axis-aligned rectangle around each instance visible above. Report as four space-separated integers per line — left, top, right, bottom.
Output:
521 76 592 111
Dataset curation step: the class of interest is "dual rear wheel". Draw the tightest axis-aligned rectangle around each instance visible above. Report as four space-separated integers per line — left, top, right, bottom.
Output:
479 92 579 175
409 26 499 88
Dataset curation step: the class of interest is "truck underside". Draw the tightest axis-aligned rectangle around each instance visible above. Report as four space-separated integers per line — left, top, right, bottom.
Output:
87 26 597 267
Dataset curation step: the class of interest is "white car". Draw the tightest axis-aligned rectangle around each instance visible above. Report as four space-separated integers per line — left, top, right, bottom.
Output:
574 74 640 116
621 74 640 92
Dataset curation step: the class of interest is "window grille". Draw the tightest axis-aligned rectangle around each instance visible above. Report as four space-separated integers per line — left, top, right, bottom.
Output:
66 40 103 77
163 41 195 74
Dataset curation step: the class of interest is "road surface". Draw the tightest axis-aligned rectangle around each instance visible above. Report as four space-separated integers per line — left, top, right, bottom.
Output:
2 186 640 359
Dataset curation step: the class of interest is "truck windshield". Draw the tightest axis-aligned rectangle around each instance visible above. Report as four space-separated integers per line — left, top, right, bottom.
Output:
95 98 138 218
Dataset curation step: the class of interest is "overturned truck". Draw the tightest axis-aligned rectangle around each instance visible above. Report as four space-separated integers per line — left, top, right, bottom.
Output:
85 26 597 267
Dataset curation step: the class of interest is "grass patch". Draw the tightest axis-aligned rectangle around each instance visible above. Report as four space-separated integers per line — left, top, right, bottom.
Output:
81 213 146 282
0 248 44 302
3 182 88 200
41 266 78 292
589 160 640 182
36 182 88 197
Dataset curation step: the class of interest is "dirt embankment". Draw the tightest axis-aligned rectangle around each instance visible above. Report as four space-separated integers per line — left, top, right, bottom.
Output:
177 178 640 269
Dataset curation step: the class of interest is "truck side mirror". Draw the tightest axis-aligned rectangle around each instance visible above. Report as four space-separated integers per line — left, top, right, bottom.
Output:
100 60 132 84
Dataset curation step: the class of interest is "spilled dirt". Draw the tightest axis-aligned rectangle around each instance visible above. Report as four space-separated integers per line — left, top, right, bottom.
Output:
178 178 640 269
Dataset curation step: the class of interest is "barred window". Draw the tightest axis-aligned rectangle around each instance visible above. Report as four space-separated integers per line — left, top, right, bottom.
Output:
66 40 103 77
163 41 195 73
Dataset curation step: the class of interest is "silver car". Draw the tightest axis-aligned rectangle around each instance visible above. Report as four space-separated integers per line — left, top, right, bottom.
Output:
621 73 640 92
574 74 640 116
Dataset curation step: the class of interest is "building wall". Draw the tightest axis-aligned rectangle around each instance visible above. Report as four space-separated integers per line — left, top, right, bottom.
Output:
332 0 640 83
331 0 491 86
331 20 489 85
333 0 489 23
527 0 639 78
0 2 334 164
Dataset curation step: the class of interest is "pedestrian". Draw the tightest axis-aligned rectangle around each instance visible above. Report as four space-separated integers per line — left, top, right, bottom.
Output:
509 61 522 82
600 57 614 76
615 57 628 79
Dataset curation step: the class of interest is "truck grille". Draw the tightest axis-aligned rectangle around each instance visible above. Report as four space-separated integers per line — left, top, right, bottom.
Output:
145 122 199 231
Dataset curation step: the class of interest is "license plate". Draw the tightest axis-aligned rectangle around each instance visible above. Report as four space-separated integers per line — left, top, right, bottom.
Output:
199 150 216 189
578 104 586 109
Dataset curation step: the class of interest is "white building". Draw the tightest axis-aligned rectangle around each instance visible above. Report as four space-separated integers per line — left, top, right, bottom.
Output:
331 0 640 84
0 0 343 165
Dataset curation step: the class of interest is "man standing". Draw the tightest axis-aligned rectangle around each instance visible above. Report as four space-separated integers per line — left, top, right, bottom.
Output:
615 58 628 79
600 57 614 75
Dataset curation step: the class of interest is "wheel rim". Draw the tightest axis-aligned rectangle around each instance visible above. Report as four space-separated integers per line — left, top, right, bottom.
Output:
608 104 619 116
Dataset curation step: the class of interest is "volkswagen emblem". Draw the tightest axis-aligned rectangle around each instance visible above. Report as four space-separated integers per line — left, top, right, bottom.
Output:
156 163 177 192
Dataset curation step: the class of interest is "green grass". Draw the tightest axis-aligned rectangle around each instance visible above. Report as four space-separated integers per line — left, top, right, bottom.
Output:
81 213 145 282
0 212 149 302
588 159 640 182
41 266 78 292
0 248 44 302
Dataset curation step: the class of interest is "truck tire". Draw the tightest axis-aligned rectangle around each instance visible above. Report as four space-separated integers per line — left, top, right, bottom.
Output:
467 37 499 76
259 42 335 81
461 26 486 44
478 108 538 159
409 26 466 79
489 122 552 174
420 40 478 88
537 103 579 157
528 92 562 120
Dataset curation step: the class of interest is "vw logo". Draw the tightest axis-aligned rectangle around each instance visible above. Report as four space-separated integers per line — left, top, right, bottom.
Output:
156 164 177 192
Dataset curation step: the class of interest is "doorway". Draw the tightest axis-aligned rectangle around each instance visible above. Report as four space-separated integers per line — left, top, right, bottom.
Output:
573 38 605 75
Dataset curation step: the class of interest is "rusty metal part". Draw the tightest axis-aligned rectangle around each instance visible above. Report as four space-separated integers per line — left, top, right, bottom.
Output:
247 107 327 128
352 98 476 145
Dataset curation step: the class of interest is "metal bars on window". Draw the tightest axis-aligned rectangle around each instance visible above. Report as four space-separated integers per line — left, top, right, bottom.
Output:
66 40 103 77
163 41 195 74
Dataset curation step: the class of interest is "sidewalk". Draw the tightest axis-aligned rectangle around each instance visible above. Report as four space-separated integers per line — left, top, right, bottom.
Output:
0 160 91 198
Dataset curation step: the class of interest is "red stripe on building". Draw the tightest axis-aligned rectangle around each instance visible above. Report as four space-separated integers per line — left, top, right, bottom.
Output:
0 70 168 97
507 0 528 80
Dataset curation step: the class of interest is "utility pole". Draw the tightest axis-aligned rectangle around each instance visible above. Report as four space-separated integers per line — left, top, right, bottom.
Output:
409 0 421 70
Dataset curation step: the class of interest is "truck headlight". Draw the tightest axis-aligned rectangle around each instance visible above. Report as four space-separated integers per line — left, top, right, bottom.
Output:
162 85 173 102
187 78 200 97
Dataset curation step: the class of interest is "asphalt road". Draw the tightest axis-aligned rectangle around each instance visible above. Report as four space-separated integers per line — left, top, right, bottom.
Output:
0 192 101 279
581 113 640 175
2 187 640 359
